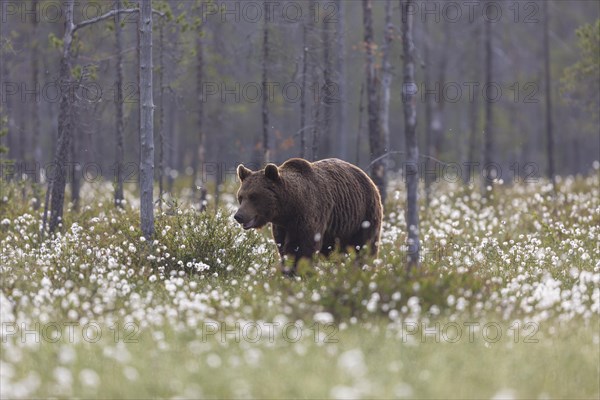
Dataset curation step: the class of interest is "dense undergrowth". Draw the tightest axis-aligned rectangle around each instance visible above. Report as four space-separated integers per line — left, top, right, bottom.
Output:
0 172 598 398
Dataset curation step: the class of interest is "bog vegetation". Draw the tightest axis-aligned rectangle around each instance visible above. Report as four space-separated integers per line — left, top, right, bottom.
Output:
1 172 598 398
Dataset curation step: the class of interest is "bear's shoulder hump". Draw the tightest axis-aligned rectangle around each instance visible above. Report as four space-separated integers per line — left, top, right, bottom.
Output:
281 158 313 173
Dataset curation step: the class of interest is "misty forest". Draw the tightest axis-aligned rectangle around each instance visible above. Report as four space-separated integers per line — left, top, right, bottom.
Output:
1 0 599 398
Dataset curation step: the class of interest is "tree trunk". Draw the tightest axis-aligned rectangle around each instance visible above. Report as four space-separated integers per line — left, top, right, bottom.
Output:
41 177 52 238
423 17 433 204
311 88 322 161
482 14 494 195
19 110 26 182
157 20 165 211
194 22 208 211
48 0 75 233
70 116 80 210
167 16 179 196
31 0 42 208
321 7 333 157
543 1 555 189
308 0 319 161
0 4 6 160
261 0 270 164
363 0 386 203
356 83 365 165
167 99 176 194
114 0 125 207
138 0 155 239
380 0 393 202
401 0 419 272
299 22 308 158
334 0 347 160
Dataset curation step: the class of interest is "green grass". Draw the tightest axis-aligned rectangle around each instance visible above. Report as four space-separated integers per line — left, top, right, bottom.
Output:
1 173 599 398
3 321 598 398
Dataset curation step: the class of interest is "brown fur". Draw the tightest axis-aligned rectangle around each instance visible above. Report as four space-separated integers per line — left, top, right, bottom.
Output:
234 158 383 273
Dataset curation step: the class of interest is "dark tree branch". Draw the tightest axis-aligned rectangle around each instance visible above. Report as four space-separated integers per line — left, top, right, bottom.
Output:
74 8 165 32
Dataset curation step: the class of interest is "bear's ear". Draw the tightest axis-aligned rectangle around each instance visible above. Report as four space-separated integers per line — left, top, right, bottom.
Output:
264 163 280 181
237 164 252 182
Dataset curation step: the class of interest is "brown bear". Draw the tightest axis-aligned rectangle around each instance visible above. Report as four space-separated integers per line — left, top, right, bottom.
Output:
234 158 383 274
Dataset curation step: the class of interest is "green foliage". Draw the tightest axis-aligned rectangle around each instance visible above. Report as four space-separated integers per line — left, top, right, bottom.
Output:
86 64 99 81
70 64 98 85
157 1 174 22
154 200 276 278
561 19 600 114
48 32 63 49
71 64 83 80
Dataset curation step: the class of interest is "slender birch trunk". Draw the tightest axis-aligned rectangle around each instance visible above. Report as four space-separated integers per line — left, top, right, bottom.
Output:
299 22 308 158
195 23 208 210
482 14 494 195
114 0 125 207
48 0 75 233
261 0 270 164
335 0 347 160
543 1 555 189
380 0 393 197
31 0 42 208
401 0 419 271
139 0 155 239
363 0 386 203
157 20 165 211
321 6 333 156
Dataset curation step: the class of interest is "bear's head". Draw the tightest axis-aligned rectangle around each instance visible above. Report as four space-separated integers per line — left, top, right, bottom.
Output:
234 163 281 230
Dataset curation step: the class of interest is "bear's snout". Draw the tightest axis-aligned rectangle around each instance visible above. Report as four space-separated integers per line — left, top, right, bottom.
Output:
234 210 259 230
233 211 245 224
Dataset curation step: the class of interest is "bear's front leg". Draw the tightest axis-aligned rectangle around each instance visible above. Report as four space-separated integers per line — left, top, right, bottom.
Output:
272 225 298 276
281 231 319 276
271 224 287 257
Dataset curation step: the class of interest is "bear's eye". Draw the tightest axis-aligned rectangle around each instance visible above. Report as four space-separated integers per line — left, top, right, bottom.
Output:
238 195 243 203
